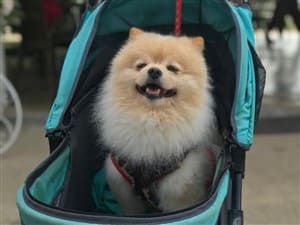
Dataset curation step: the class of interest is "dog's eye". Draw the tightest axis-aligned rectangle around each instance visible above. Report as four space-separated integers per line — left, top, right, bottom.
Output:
136 63 147 70
167 65 179 73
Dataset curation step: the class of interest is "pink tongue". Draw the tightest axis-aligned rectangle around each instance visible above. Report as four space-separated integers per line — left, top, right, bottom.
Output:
146 87 161 95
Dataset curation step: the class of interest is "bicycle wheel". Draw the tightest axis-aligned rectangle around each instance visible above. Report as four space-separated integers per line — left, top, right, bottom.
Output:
0 74 23 154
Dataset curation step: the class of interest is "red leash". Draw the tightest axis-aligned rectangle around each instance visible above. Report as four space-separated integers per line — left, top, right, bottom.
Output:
175 0 182 36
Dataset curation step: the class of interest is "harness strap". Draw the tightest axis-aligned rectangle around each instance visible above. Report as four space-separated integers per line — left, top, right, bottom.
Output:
110 154 134 185
207 148 217 174
110 149 217 209
110 152 189 208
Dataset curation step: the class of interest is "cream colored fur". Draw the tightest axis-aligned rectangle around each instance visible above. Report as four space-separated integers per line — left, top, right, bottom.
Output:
94 28 217 214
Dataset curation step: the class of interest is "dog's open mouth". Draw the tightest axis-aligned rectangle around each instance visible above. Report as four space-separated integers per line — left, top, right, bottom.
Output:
136 83 177 100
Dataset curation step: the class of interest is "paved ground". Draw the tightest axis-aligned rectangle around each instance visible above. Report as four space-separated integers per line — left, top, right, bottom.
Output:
244 133 300 225
1 30 300 225
0 124 49 225
255 30 300 120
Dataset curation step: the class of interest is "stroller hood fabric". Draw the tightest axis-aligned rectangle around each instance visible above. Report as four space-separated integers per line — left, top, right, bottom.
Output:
45 0 264 148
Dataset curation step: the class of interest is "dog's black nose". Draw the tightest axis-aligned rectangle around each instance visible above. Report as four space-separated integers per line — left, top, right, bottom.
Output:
148 67 162 80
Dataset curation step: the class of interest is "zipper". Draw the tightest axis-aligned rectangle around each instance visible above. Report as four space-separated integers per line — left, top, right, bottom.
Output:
46 86 97 152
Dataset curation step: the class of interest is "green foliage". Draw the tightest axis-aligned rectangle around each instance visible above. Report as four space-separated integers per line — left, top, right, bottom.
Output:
0 0 22 32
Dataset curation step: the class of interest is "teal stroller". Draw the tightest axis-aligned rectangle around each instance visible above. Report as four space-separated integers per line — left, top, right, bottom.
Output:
16 0 265 224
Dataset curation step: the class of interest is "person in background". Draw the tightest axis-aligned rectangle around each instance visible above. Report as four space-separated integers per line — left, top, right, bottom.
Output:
265 0 300 45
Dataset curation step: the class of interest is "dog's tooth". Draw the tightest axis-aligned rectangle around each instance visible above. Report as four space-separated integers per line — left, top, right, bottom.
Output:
146 87 160 95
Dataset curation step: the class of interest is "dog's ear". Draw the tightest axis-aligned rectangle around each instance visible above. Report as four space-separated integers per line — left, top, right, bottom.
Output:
191 37 205 51
129 27 144 40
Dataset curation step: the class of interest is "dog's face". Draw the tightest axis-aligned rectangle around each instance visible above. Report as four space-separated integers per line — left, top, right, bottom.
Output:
107 28 209 117
98 28 215 161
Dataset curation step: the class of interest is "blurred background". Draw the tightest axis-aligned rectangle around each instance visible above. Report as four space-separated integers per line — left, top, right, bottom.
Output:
0 0 299 224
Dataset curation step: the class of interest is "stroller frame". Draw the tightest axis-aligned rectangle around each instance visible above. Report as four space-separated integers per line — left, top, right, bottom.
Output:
17 1 265 225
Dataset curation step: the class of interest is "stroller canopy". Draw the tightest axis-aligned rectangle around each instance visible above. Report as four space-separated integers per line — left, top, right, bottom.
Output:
46 0 264 149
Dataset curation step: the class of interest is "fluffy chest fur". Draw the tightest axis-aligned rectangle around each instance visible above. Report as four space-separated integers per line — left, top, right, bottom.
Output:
95 87 215 163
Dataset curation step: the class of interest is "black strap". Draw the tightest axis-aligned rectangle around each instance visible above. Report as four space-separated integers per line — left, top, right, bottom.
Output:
111 151 189 209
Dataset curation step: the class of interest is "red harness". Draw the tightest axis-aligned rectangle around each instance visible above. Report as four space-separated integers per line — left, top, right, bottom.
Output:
207 148 217 175
110 153 134 185
111 150 216 186
110 149 217 209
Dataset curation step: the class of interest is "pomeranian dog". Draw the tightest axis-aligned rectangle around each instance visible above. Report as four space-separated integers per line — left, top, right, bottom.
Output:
94 28 217 214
